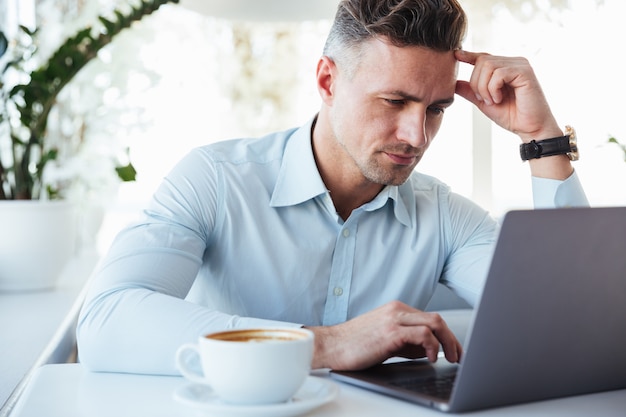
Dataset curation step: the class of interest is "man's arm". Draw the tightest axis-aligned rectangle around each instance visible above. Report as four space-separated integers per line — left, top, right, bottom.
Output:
455 50 575 181
455 50 588 207
76 149 297 375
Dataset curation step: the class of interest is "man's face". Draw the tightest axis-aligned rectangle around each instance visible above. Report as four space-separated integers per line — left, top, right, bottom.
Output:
328 39 458 186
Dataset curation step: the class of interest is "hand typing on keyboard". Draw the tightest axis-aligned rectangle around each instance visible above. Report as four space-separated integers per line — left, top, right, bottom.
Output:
305 301 463 371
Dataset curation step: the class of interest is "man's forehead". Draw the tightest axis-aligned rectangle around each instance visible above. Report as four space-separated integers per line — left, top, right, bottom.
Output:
355 41 457 91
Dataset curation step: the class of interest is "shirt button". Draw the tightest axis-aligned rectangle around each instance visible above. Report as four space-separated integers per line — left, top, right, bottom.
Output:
342 229 350 238
333 287 344 296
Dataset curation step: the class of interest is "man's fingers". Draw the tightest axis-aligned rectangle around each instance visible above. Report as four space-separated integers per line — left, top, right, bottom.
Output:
439 335 463 363
455 80 480 106
456 50 513 106
397 310 462 363
455 49 482 65
397 311 450 338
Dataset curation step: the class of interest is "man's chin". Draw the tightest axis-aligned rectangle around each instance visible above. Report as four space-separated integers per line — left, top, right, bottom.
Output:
366 170 413 187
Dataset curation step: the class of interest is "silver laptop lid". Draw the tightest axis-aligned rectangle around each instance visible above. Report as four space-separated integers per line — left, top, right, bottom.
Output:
450 206 626 412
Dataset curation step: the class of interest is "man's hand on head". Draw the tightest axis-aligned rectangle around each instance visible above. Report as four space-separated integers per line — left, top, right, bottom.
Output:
454 49 561 141
454 49 574 180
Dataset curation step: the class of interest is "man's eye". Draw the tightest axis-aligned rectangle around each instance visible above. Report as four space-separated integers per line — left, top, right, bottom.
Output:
385 98 406 106
428 106 445 115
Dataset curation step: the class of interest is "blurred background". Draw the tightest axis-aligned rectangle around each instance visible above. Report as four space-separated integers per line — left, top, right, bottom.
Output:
1 0 625 255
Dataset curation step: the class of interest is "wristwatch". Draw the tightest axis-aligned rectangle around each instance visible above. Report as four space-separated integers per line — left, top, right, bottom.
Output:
519 125 579 161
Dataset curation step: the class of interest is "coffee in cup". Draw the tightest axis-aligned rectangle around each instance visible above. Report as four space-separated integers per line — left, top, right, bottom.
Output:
175 327 314 405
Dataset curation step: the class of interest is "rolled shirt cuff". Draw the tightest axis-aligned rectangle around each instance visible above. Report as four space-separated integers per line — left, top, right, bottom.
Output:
532 170 589 209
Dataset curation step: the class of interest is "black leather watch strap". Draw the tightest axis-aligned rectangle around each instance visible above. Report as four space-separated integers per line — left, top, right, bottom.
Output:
520 136 572 161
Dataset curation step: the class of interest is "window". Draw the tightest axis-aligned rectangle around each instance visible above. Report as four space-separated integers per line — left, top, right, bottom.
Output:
13 1 624 250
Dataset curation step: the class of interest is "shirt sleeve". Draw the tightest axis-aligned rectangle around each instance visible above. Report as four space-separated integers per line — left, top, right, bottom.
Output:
439 193 499 308
76 149 301 375
440 170 588 308
531 170 589 208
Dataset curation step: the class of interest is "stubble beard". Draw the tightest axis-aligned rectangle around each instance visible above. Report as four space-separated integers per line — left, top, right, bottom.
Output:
363 158 417 185
332 121 421 186
351 148 421 186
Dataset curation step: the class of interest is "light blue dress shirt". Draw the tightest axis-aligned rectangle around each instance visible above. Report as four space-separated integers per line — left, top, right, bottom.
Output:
77 117 588 374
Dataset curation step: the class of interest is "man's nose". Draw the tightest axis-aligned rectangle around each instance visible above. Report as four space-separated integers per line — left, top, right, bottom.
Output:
397 110 428 148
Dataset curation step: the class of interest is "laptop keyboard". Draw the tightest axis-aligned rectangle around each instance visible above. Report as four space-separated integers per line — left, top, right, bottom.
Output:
389 373 457 400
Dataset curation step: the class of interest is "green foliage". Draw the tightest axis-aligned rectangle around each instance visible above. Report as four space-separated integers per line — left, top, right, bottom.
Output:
0 0 179 200
115 162 138 182
608 137 626 162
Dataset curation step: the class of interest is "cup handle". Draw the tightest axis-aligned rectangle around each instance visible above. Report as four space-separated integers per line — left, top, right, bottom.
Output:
175 343 208 385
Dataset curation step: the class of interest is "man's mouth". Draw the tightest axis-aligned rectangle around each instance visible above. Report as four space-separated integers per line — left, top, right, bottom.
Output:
385 152 418 166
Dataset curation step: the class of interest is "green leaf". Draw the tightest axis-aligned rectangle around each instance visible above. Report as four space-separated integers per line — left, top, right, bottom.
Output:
115 163 137 182
37 149 59 172
98 16 116 34
608 137 626 162
46 184 61 200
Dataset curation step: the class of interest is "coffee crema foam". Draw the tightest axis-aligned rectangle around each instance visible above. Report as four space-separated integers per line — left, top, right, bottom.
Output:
206 329 307 343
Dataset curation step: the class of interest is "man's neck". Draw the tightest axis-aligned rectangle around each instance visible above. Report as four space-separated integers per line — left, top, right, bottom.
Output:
311 118 383 221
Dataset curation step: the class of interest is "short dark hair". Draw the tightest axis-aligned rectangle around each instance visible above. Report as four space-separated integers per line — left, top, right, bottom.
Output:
324 0 467 74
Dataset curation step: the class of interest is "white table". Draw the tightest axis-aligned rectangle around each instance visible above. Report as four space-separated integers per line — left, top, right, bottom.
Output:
0 251 98 414
7 363 626 417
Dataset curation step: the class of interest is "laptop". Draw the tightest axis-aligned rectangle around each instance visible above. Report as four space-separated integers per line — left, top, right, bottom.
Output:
330 206 626 412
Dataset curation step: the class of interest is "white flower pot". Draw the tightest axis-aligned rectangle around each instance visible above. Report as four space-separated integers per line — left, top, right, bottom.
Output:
0 200 77 292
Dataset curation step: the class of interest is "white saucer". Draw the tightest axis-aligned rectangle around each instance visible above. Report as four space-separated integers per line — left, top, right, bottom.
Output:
173 376 338 417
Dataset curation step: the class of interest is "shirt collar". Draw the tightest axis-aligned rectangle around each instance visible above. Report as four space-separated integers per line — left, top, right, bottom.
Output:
362 184 414 228
270 117 327 207
270 116 415 228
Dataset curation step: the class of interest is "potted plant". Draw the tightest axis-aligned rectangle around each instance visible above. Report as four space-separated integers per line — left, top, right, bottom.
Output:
0 0 179 291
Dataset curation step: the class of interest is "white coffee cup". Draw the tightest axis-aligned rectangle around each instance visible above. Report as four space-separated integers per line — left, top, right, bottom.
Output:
175 327 314 405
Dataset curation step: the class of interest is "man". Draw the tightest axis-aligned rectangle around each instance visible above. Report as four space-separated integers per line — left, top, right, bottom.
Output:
77 0 587 374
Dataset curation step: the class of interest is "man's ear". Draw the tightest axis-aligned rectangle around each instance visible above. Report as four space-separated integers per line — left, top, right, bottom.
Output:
316 55 337 105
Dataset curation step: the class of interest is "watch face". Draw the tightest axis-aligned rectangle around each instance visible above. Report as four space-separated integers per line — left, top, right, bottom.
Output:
568 136 579 161
567 126 579 161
